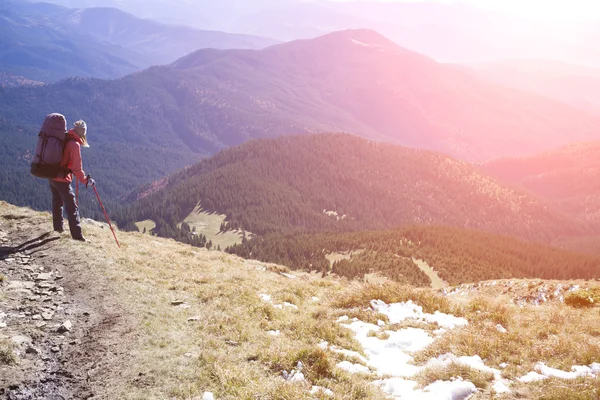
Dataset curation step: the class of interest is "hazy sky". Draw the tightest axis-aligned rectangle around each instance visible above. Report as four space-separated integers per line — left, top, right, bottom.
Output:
336 0 600 21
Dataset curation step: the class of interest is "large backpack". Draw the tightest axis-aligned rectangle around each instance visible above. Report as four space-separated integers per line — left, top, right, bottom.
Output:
30 113 71 179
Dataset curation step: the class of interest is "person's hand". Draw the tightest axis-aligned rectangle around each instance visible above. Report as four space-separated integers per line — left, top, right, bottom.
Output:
86 175 95 188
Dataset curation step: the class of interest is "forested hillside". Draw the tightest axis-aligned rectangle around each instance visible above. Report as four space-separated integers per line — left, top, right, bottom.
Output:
115 134 590 242
227 226 600 285
483 142 600 228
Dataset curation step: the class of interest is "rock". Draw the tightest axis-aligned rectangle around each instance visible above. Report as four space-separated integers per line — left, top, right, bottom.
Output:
35 322 47 329
11 335 31 346
32 315 42 320
225 340 240 347
202 392 215 400
187 316 200 322
35 273 52 281
7 281 35 290
25 346 39 355
496 324 508 333
51 347 60 353
42 312 54 321
57 320 72 334
171 300 185 306
54 275 64 281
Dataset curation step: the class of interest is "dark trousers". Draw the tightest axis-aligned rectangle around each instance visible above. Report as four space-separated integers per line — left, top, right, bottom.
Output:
49 180 83 239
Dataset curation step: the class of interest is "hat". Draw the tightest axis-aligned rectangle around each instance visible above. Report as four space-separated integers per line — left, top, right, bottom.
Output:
73 120 89 147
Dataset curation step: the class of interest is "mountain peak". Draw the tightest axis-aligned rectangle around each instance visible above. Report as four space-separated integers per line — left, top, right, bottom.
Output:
280 29 405 54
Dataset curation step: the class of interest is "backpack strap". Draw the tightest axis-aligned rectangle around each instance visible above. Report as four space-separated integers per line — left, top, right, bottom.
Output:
60 137 76 178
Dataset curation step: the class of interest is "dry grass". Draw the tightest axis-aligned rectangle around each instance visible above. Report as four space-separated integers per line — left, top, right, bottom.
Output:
2 203 599 400
0 340 16 366
64 217 385 399
333 282 462 316
417 363 495 389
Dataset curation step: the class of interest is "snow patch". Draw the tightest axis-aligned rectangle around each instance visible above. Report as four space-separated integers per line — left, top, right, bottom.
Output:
259 294 271 302
375 378 476 399
283 362 305 383
336 315 349 323
310 386 334 396
371 300 468 329
336 360 370 374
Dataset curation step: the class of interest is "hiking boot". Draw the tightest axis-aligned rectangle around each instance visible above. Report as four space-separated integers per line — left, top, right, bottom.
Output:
73 236 89 243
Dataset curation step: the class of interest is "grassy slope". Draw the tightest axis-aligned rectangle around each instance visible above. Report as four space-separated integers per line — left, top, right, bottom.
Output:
2 202 599 399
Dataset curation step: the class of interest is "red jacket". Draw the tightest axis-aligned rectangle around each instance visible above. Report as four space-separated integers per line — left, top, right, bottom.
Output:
53 130 88 184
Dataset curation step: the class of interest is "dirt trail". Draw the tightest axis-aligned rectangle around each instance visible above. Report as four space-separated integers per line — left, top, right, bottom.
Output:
412 258 449 290
0 204 133 399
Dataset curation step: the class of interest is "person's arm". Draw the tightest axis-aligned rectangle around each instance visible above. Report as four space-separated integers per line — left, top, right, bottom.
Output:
69 142 88 184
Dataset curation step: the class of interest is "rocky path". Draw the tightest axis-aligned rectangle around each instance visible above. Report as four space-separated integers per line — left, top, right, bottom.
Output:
0 205 130 399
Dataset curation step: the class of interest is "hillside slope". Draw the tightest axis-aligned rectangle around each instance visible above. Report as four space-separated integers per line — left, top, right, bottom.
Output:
483 142 600 228
118 134 590 242
2 202 599 399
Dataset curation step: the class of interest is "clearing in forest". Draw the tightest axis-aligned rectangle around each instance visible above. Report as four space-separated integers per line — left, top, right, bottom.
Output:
183 205 251 249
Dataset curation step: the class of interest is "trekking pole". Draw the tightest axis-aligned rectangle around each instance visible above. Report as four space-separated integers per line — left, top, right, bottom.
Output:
92 184 121 248
75 178 79 207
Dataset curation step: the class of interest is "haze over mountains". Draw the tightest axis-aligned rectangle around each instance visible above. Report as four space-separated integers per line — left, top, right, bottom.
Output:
483 142 600 229
475 60 600 115
40 0 600 66
0 0 276 82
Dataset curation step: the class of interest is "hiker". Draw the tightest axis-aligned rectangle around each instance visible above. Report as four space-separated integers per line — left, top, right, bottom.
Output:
30 114 95 241
47 121 94 244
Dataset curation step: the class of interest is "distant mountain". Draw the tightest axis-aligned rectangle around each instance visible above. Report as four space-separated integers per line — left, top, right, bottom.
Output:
40 0 600 66
172 30 600 161
0 73 43 88
0 1 277 83
475 60 600 115
483 142 600 228
116 134 590 242
56 7 278 66
0 0 146 82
